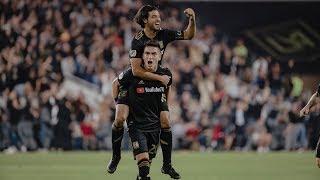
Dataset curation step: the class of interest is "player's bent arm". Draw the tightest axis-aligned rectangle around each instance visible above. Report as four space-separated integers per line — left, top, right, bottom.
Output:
130 58 164 81
305 92 318 108
300 92 320 117
310 92 319 104
183 8 196 40
112 78 119 101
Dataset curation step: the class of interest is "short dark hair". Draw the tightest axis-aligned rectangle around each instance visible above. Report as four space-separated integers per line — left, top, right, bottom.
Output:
134 5 158 28
144 40 161 52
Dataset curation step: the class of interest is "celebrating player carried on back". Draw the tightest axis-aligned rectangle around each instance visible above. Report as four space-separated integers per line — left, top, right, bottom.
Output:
107 5 196 179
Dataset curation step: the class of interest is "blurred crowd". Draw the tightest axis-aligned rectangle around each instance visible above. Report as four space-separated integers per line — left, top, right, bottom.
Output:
1 0 320 153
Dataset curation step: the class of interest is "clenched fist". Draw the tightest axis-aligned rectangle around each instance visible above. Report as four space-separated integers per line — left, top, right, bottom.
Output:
184 8 195 20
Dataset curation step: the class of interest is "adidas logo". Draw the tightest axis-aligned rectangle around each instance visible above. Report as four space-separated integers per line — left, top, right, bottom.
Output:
138 80 144 84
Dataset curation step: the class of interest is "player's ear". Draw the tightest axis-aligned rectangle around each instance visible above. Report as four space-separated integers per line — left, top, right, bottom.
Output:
143 18 148 24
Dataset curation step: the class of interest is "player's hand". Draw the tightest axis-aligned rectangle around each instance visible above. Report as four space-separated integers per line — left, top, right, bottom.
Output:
300 105 310 117
316 158 320 168
184 8 195 20
160 75 171 86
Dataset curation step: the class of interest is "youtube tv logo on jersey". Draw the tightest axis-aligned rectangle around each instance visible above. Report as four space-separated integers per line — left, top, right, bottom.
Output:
136 87 145 94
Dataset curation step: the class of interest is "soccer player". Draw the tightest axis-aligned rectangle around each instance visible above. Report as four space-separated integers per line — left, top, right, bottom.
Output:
300 83 320 168
107 5 196 178
120 40 173 180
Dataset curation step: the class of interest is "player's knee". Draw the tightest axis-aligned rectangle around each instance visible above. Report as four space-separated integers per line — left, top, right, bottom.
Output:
115 105 129 126
160 111 170 129
136 152 149 161
112 122 123 131
114 116 125 127
160 120 170 129
114 115 125 128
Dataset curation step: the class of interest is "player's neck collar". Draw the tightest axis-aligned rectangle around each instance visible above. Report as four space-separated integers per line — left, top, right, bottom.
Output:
143 28 159 39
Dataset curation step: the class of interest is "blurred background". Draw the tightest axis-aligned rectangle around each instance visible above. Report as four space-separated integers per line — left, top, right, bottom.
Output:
1 0 320 154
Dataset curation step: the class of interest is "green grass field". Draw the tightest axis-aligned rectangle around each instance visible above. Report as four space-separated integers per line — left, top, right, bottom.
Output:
0 151 319 180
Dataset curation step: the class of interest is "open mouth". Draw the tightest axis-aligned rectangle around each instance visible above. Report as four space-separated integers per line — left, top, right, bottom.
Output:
147 61 153 65
155 22 160 26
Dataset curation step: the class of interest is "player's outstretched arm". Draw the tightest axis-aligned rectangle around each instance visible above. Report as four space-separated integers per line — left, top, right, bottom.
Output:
300 84 320 117
300 92 318 117
183 8 196 40
130 58 170 86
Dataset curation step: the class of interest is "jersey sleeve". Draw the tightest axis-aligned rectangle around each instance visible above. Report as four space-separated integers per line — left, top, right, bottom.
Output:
118 68 133 88
160 67 173 86
163 29 185 43
129 39 144 59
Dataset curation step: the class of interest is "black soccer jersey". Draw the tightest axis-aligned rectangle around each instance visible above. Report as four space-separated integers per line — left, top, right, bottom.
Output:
118 67 172 132
129 29 184 63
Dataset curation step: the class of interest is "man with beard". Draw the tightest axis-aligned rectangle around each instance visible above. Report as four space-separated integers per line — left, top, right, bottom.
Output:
108 5 196 179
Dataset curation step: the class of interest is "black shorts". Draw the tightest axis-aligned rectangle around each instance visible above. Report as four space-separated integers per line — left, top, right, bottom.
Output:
128 127 160 160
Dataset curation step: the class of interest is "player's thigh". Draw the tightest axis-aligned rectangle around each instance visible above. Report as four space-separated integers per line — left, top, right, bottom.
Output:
160 111 170 128
129 128 148 157
145 131 160 160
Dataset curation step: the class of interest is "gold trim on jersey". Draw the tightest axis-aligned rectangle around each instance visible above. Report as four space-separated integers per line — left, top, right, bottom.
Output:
160 139 168 145
135 31 144 40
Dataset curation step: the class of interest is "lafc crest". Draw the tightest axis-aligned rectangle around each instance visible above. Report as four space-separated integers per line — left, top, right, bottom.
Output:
118 90 128 98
